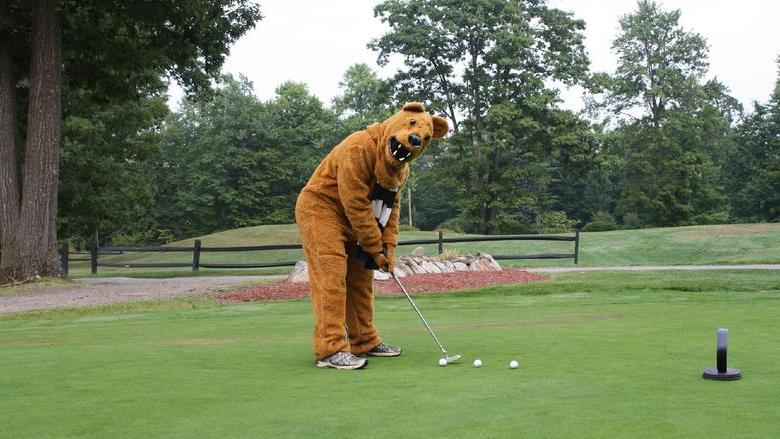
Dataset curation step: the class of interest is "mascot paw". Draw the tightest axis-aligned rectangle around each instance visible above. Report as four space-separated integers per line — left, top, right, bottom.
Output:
374 253 390 272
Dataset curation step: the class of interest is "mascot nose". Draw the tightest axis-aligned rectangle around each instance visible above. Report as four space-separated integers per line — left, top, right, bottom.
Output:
408 134 422 148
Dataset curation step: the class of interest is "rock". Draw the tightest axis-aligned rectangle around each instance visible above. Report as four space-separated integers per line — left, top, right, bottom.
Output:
411 246 426 257
393 266 407 278
422 260 442 273
468 261 484 271
288 261 309 283
477 253 502 271
373 270 391 281
452 262 468 271
397 262 413 276
442 261 456 273
407 259 426 274
433 261 449 272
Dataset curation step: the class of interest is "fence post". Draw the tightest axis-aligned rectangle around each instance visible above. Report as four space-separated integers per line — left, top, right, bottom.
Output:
438 229 444 255
574 225 581 265
192 239 201 271
90 245 98 274
60 243 69 275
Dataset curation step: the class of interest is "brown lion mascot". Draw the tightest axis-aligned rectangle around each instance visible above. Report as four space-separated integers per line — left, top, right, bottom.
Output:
296 102 448 369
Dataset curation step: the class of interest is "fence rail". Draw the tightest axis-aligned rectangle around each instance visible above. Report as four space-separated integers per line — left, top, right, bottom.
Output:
60 227 580 275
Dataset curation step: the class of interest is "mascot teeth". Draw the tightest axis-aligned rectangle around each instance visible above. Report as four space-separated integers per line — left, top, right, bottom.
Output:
390 137 412 162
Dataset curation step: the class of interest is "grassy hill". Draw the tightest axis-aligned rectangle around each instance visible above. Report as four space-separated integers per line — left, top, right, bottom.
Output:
67 223 780 277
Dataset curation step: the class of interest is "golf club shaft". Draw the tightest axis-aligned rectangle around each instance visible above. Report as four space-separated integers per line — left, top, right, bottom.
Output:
391 274 448 355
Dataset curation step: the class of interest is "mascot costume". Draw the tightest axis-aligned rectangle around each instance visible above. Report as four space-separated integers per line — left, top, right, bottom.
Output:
296 102 448 369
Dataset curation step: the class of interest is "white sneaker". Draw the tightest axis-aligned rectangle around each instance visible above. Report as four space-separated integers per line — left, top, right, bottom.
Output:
315 352 368 370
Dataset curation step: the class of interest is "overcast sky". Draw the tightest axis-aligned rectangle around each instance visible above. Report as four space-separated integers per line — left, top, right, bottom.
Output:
173 0 780 112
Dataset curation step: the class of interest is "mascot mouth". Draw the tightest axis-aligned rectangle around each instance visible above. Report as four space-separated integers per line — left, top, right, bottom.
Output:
389 137 413 162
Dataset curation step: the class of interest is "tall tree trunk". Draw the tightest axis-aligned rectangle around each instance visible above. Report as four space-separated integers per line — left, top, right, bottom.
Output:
0 0 20 266
0 0 63 281
407 187 413 227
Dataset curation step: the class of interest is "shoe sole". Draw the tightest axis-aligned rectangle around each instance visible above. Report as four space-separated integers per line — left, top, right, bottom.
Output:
365 350 402 357
315 360 368 370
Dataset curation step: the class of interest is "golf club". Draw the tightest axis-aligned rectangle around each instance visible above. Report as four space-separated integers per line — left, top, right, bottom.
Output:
391 273 461 364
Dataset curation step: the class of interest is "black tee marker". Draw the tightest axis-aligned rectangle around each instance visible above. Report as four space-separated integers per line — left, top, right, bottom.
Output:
702 328 742 381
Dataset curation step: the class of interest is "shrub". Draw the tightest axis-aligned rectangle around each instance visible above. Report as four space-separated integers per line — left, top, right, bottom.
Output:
692 211 730 225
492 218 534 235
582 211 618 232
538 211 578 233
621 212 643 230
439 248 461 261
437 217 465 233
399 224 420 232
111 229 175 246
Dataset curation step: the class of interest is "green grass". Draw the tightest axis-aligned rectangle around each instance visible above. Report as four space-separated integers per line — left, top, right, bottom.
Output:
67 223 780 278
2 270 780 437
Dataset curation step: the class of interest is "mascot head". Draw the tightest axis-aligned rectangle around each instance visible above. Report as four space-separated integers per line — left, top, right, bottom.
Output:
379 102 448 167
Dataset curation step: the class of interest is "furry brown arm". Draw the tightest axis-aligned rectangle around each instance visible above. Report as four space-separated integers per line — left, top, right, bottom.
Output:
337 147 384 257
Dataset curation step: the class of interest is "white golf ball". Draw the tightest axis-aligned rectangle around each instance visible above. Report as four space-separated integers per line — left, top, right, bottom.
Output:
473 359 482 368
510 360 519 369
438 358 447 367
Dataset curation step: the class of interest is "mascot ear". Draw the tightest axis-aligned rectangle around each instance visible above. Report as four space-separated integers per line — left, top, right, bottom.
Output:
432 115 449 138
402 102 426 113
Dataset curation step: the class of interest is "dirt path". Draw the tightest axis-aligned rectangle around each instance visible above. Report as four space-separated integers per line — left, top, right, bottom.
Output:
0 275 284 314
2 264 778 314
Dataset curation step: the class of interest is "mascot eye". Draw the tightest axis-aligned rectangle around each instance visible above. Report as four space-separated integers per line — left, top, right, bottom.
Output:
409 119 416 126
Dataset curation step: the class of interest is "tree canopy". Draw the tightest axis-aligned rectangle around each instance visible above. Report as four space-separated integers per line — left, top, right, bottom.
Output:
3 0 778 269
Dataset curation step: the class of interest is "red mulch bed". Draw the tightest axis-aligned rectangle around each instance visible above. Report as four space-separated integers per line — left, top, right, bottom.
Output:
218 269 548 303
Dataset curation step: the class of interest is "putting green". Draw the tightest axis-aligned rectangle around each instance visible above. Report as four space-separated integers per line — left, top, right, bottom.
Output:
1 270 779 438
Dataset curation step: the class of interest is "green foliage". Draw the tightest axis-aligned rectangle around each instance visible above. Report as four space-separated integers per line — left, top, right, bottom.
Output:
332 63 394 134
537 210 578 233
582 211 618 232
111 229 175 247
437 217 466 234
621 212 643 229
721 60 780 222
2 0 263 246
605 0 709 126
58 86 169 243
398 224 420 232
372 0 592 234
616 110 728 226
155 76 338 238
266 81 340 188
597 1 733 227
42 0 780 244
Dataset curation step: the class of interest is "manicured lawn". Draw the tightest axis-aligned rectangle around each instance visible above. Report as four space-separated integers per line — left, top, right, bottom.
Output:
66 222 780 278
2 270 779 437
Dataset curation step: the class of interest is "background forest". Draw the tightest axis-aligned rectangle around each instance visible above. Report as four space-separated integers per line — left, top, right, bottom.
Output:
39 0 780 248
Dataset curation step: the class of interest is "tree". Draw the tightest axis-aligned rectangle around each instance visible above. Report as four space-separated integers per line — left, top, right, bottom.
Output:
0 0 260 281
600 0 732 226
156 77 340 238
58 86 169 246
371 0 591 233
607 0 708 127
722 60 780 221
158 76 289 237
332 63 394 134
265 81 340 190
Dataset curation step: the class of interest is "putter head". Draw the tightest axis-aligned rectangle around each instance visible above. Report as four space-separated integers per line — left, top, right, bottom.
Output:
444 354 462 364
